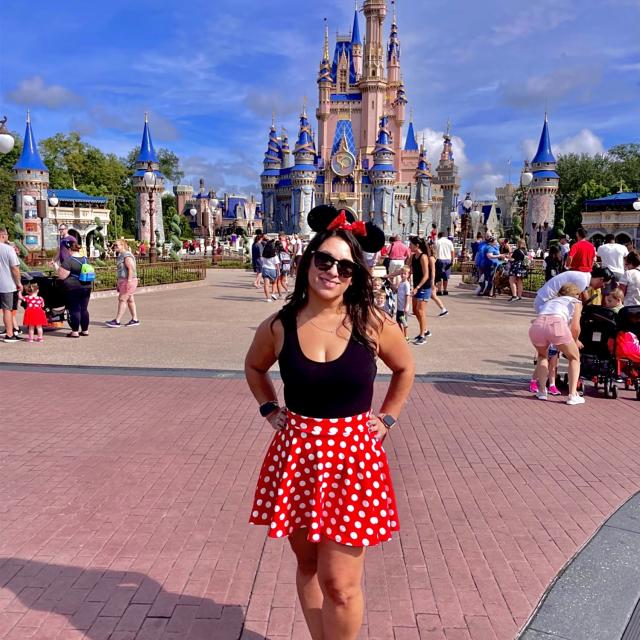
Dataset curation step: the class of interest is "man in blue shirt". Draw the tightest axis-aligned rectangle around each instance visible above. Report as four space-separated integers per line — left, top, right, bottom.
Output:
478 236 502 296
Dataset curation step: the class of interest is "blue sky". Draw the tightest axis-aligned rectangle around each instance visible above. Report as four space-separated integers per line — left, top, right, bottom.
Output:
1 0 638 199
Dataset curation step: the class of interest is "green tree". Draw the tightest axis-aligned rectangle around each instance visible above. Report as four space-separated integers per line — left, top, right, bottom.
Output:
126 147 183 184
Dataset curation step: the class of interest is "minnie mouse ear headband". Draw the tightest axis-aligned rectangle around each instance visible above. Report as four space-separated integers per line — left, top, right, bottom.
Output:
307 205 386 253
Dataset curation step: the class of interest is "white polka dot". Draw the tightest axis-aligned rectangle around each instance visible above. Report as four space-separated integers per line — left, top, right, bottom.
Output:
362 539 370 546
370 517 379 524
312 533 321 541
252 510 258 517
350 532 358 540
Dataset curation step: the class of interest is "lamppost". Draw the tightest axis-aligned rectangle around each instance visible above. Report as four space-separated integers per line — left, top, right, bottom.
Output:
38 192 59 259
460 193 473 262
633 197 640 212
0 116 15 154
142 161 158 263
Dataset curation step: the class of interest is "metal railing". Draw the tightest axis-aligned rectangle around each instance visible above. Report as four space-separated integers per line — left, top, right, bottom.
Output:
460 260 546 293
92 259 207 291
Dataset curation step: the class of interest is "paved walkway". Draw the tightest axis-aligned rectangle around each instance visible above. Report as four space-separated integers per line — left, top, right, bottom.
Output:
0 269 537 378
2 371 640 639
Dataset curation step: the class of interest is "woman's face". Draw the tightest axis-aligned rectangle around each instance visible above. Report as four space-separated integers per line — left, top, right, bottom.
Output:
308 236 356 302
409 242 420 255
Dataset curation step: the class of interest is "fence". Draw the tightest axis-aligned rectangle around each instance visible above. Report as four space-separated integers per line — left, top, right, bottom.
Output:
460 260 546 293
92 259 207 292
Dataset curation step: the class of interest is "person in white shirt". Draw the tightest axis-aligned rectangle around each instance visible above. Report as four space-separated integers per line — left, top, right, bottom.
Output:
292 234 304 276
260 240 281 302
533 266 611 313
597 234 629 281
621 250 640 307
434 232 455 296
395 267 412 338
559 236 570 265
529 283 584 405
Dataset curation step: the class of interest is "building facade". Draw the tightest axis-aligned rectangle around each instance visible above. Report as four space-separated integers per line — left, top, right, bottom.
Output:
582 192 640 247
525 115 559 248
13 112 110 253
261 1 459 237
174 179 221 243
133 115 165 245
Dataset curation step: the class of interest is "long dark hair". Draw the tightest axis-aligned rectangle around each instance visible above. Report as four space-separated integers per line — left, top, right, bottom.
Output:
409 236 429 254
273 229 380 355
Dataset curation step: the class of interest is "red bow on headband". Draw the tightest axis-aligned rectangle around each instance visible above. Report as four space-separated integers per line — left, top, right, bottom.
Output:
327 210 368 236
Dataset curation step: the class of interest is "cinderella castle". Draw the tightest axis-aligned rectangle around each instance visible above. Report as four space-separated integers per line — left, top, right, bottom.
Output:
261 0 460 236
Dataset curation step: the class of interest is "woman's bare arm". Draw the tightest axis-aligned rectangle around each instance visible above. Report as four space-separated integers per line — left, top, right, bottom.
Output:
376 314 415 419
244 314 283 405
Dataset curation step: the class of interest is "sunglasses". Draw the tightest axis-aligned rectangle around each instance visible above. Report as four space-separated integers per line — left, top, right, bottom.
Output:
312 250 358 279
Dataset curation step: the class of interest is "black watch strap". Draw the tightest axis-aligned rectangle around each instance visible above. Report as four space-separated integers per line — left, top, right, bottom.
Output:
259 401 280 417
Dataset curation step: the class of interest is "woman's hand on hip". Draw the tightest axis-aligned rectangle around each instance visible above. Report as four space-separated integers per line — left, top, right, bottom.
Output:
367 415 388 441
266 407 287 431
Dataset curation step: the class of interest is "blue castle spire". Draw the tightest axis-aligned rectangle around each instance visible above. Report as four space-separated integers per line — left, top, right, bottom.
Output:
415 145 432 179
294 109 316 156
263 123 281 168
136 113 159 164
532 114 556 165
14 111 47 171
371 115 396 171
351 7 362 45
387 16 400 62
404 120 418 151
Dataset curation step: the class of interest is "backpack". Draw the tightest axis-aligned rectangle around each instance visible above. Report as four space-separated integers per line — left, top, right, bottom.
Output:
73 257 96 283
262 240 276 259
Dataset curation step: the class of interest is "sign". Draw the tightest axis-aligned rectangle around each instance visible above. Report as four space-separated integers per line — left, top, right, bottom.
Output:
25 222 38 233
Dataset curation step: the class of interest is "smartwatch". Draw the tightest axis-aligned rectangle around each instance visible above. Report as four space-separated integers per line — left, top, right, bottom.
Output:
259 401 280 417
380 414 397 429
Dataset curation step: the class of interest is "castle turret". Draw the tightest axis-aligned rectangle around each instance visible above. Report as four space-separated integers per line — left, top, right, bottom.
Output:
351 7 363 77
317 21 333 158
369 115 396 229
433 122 460 231
260 121 281 232
132 114 165 244
387 7 401 86
413 143 432 235
280 129 293 169
526 114 559 247
360 0 387 155
404 118 418 152
291 109 318 235
13 110 52 250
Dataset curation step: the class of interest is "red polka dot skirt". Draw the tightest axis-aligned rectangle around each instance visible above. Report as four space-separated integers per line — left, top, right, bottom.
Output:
250 410 399 547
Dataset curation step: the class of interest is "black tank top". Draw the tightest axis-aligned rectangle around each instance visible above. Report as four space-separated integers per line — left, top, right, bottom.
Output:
412 254 431 289
278 312 377 418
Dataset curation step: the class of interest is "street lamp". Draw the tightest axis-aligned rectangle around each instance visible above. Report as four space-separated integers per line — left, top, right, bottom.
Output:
520 169 534 243
142 161 158 263
0 116 15 154
460 194 473 262
633 197 640 212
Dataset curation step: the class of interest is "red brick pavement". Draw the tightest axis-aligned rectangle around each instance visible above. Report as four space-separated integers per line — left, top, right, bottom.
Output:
1 371 640 639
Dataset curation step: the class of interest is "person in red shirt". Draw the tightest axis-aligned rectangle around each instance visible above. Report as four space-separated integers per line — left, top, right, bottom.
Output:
566 227 595 273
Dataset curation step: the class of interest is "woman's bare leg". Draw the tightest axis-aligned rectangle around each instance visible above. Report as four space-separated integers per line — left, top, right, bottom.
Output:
557 341 581 396
317 538 365 640
289 529 324 639
533 346 549 393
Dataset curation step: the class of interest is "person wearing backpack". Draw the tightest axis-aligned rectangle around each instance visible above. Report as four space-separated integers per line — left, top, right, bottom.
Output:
260 238 280 302
55 240 93 337
106 239 139 328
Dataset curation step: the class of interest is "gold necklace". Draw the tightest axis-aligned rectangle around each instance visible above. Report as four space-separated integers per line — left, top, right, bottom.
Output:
307 316 347 334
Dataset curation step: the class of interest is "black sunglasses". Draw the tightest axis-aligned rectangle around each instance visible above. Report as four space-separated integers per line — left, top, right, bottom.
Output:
312 250 358 279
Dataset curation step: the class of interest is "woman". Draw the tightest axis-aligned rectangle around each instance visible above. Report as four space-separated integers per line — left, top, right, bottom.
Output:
544 245 563 282
106 239 139 328
408 236 432 345
529 283 584 405
275 239 291 296
55 240 92 338
245 206 415 640
620 250 640 307
260 239 280 302
508 239 528 301
426 242 448 317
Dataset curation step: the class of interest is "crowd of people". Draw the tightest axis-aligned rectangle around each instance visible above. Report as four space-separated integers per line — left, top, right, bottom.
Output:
250 228 453 345
0 224 141 343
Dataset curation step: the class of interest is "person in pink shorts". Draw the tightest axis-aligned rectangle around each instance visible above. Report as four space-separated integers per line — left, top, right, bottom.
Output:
106 239 140 328
529 283 584 405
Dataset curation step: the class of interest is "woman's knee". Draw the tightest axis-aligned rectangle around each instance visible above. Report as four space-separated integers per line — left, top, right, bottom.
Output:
319 575 361 607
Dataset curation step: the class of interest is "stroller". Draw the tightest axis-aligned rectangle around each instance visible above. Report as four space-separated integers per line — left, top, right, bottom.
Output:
577 305 619 398
20 272 67 327
616 305 640 400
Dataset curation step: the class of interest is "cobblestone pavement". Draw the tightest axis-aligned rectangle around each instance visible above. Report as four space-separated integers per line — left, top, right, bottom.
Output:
1 371 639 639
0 269 537 378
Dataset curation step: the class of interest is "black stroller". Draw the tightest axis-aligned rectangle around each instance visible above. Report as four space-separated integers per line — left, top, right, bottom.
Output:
578 305 619 398
20 272 67 327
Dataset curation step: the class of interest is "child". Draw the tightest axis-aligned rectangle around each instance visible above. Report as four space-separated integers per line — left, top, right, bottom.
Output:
529 283 584 405
395 267 411 338
22 282 47 342
275 240 291 296
603 288 624 313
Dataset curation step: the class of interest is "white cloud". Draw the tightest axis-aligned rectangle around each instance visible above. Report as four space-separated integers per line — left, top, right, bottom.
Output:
8 76 83 109
522 128 606 158
491 0 575 44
